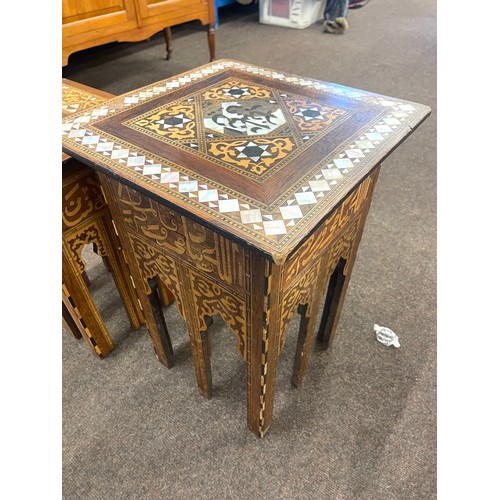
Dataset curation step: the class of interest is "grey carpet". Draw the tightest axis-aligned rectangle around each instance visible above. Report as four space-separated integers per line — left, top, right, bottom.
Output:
62 0 436 498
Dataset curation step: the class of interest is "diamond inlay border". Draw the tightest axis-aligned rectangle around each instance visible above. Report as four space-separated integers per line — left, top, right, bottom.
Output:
62 60 430 257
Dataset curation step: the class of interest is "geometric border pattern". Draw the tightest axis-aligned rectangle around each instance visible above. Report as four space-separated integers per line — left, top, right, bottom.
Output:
62 60 430 259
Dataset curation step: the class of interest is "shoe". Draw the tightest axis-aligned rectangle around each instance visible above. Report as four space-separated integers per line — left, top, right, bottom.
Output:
323 20 339 33
323 17 349 34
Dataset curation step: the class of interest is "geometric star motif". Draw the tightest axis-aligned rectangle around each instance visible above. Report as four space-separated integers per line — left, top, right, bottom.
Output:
222 85 252 99
235 141 273 162
155 113 191 129
294 106 328 121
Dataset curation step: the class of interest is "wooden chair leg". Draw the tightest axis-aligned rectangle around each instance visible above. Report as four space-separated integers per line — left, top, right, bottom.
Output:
317 258 347 349
164 27 173 60
207 24 215 61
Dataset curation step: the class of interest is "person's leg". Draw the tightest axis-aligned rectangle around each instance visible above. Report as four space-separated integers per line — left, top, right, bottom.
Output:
339 0 348 19
324 0 338 21
335 0 349 32
324 0 349 34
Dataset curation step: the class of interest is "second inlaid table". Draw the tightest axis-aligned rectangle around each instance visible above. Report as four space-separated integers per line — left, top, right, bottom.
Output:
62 60 430 437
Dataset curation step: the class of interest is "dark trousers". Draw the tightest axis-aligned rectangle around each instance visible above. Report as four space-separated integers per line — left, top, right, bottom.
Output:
324 0 348 20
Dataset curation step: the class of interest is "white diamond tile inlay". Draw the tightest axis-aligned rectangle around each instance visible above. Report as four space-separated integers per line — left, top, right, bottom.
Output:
263 220 287 235
82 135 100 145
69 129 85 138
111 149 130 159
198 189 219 203
334 158 354 169
240 209 263 224
375 125 392 133
355 140 375 149
142 164 162 175
295 192 317 205
160 171 179 184
74 115 91 124
322 168 343 180
309 180 331 192
346 149 365 159
280 205 303 220
365 132 383 141
127 156 146 167
96 142 114 152
384 117 400 126
91 108 109 117
218 199 240 213
178 180 198 193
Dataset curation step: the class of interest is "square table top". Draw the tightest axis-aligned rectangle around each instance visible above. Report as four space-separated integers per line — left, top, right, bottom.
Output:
62 60 430 262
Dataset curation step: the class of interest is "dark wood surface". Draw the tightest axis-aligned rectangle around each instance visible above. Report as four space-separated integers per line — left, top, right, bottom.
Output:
62 60 430 262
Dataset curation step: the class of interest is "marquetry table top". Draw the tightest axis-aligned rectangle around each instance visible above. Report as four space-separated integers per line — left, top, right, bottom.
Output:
62 60 430 261
62 79 112 118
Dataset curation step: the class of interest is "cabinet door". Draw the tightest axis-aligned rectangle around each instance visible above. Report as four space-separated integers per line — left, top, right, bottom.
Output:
135 0 213 26
63 0 138 38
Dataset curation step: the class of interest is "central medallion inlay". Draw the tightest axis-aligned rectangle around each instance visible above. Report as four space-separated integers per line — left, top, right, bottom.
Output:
203 98 286 136
123 78 353 182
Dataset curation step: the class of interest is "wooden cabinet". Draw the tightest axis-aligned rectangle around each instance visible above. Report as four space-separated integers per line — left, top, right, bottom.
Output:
62 0 215 65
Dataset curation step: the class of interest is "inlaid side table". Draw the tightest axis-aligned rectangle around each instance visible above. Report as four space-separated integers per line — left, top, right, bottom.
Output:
62 60 430 436
62 80 146 357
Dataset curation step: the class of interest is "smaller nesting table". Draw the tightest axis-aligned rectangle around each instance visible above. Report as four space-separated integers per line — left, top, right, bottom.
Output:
62 80 145 357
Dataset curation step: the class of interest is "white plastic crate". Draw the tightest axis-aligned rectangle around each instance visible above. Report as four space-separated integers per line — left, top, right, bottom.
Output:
259 0 326 30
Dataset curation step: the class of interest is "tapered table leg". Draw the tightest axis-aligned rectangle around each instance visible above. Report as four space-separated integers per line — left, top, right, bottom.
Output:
81 270 91 287
147 277 174 367
176 267 213 398
184 321 213 398
317 258 347 349
247 257 282 438
158 279 175 307
291 296 321 387
62 247 114 357
62 295 83 339
100 214 145 330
